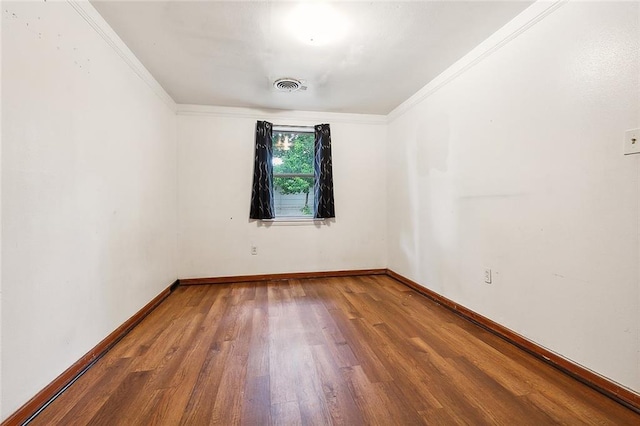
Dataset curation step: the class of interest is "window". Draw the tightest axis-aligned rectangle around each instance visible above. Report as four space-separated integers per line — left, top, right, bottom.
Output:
272 126 315 217
250 121 333 221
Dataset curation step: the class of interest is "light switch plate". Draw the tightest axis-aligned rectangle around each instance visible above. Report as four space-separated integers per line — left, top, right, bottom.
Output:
623 128 640 155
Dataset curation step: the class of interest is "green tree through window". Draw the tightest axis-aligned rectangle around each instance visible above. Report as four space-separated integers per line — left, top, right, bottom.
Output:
273 131 314 216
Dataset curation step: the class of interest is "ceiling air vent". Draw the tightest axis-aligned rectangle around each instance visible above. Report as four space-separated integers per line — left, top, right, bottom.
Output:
273 78 305 92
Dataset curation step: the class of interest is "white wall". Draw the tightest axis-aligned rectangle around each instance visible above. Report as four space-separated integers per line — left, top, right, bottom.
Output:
177 107 387 278
387 0 640 393
1 1 177 417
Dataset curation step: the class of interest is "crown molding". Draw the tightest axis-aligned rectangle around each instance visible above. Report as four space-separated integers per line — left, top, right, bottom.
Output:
387 0 567 123
176 104 388 125
67 0 177 112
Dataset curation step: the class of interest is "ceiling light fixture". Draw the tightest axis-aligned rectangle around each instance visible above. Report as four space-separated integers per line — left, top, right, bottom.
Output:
288 2 348 46
275 134 293 151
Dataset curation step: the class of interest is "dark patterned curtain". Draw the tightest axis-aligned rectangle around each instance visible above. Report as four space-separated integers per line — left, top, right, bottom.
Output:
249 121 275 219
314 124 335 218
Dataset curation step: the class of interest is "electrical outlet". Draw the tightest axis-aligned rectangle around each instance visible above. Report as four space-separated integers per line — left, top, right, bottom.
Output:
251 245 258 256
484 268 492 284
623 128 640 155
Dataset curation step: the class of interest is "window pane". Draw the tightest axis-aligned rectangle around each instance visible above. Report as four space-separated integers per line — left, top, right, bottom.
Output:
272 132 314 174
272 131 315 217
274 177 314 217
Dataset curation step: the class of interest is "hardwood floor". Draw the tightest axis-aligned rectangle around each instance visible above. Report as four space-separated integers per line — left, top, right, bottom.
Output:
31 275 639 425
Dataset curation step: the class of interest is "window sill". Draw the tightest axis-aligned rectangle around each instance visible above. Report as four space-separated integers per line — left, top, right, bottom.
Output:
259 217 329 226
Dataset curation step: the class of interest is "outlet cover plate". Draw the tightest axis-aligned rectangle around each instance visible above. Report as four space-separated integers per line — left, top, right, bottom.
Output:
484 268 492 284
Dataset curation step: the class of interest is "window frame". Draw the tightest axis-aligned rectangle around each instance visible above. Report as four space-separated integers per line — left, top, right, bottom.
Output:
271 125 317 221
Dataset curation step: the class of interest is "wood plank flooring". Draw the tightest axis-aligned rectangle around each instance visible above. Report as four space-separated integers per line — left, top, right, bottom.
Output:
31 275 639 425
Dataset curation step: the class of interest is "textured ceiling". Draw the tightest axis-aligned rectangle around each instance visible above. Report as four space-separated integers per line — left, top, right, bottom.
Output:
92 1 533 114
